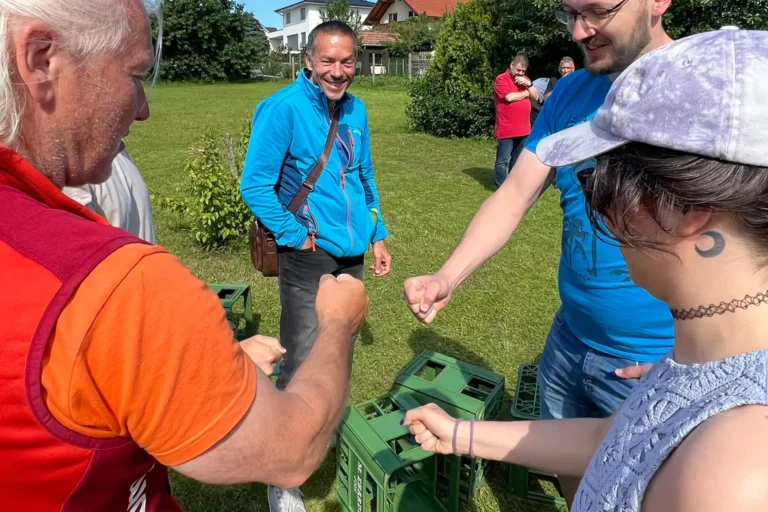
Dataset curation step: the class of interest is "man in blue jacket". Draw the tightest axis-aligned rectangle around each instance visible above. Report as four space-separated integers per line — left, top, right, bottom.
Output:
240 20 391 512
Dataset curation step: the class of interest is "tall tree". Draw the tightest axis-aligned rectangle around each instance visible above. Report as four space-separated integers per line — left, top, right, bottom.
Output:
248 14 271 61
161 0 264 82
320 0 363 35
385 14 443 57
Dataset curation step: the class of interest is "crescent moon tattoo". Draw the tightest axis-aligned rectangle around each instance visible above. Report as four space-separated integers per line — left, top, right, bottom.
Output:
695 231 725 258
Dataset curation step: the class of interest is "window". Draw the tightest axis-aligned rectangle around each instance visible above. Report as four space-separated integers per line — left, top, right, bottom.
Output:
287 34 299 51
409 10 415 17
301 32 306 45
285 12 291 24
388 13 398 22
300 7 306 20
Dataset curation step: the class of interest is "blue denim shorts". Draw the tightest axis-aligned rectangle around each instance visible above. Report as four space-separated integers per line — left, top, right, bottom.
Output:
537 307 643 419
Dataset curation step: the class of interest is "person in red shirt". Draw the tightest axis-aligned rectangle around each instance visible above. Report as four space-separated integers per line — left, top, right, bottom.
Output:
493 54 539 189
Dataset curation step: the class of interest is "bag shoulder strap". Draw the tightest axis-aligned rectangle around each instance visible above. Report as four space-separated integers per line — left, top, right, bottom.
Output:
287 104 341 214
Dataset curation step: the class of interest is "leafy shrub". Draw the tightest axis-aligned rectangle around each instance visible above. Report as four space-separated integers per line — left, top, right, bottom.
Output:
406 0 496 138
160 114 254 249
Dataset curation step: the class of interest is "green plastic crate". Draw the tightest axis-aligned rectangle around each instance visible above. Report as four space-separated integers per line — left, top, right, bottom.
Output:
393 352 505 502
509 464 566 509
336 390 465 512
207 283 255 339
511 364 540 421
508 364 566 508
394 351 505 423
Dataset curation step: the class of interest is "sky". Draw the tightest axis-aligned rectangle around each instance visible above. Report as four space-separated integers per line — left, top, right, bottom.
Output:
245 0 286 29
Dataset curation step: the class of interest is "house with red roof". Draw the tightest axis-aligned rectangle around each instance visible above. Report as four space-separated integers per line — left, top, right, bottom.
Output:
363 0 466 25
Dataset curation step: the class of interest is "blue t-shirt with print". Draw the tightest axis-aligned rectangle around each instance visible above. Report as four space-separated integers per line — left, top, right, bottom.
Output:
524 69 673 362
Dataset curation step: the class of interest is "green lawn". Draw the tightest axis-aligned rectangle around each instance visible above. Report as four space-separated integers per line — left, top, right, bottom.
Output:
128 81 563 512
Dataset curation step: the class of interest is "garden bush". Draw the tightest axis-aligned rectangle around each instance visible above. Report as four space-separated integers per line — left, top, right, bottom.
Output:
159 114 254 249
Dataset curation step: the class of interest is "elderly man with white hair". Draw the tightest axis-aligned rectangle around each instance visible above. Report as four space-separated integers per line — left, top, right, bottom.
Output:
0 0 369 508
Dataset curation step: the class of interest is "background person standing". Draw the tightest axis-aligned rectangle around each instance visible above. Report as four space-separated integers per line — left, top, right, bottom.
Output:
493 54 538 189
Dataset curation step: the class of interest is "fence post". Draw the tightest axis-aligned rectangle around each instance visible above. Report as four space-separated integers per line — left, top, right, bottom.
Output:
408 53 413 80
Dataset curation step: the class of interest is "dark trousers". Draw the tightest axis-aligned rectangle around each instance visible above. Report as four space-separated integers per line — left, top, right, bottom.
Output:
493 136 527 189
275 246 365 390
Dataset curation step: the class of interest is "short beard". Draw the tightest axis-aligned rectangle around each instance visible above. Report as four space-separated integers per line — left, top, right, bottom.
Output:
582 5 652 75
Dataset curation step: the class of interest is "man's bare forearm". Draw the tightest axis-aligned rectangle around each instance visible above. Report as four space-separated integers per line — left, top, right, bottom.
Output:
283 320 354 468
503 90 530 103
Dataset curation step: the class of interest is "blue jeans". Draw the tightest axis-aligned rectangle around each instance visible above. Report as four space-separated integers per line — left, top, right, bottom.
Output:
537 307 642 419
494 136 527 189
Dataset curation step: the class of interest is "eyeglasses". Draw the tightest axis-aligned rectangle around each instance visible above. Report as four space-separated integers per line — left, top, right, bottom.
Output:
555 0 630 26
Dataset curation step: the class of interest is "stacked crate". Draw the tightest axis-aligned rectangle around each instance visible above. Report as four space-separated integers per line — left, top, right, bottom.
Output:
509 364 566 508
336 390 447 512
392 352 505 503
336 351 505 512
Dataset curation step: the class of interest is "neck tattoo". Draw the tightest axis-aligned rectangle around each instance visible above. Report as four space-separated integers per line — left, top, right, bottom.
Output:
671 290 768 320
695 231 725 258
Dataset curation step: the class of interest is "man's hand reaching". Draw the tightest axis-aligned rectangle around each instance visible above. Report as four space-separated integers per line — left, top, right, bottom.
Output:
239 335 286 375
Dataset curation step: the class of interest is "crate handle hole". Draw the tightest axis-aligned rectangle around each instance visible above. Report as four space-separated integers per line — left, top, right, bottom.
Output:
414 360 447 382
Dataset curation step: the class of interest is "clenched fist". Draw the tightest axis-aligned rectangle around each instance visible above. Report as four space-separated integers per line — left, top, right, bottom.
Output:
316 274 369 335
240 334 286 375
402 274 453 324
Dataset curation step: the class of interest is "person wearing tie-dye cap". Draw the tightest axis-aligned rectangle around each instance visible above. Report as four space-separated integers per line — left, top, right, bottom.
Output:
405 28 768 512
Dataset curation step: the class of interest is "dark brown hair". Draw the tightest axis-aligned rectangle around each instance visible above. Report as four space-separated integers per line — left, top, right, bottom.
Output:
307 21 356 58
584 143 768 253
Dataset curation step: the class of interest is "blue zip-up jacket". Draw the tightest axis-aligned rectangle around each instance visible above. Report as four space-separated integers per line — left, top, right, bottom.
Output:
241 69 388 258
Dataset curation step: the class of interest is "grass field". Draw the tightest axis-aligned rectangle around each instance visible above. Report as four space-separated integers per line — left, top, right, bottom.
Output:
127 80 563 512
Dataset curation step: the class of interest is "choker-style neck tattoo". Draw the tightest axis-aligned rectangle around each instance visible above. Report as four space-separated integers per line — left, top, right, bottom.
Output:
671 290 768 320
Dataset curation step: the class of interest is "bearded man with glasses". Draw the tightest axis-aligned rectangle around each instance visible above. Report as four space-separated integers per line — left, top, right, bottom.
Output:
403 0 675 505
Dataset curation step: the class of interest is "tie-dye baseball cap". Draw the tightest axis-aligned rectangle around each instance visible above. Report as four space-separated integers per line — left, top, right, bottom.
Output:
536 28 768 168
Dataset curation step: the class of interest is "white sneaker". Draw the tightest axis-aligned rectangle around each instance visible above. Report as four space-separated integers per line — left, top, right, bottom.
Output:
268 486 306 512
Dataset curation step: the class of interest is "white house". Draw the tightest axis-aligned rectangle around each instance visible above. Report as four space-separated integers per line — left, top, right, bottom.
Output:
268 0 376 52
363 0 465 25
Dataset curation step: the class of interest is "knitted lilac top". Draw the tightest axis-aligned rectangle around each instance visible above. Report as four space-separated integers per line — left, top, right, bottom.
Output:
573 350 768 511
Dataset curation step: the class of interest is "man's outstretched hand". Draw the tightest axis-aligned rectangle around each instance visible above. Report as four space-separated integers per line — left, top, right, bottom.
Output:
240 335 286 375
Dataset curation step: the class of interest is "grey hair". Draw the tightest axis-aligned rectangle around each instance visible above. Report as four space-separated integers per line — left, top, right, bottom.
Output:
560 56 575 66
0 0 163 148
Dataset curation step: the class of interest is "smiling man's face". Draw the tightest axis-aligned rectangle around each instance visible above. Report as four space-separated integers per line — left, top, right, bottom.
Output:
305 32 356 102
566 0 652 75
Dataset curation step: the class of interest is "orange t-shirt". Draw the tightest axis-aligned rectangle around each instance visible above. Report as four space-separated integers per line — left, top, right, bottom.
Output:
41 243 257 467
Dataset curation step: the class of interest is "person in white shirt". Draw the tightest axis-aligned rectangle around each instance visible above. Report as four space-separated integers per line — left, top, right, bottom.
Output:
64 148 156 243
